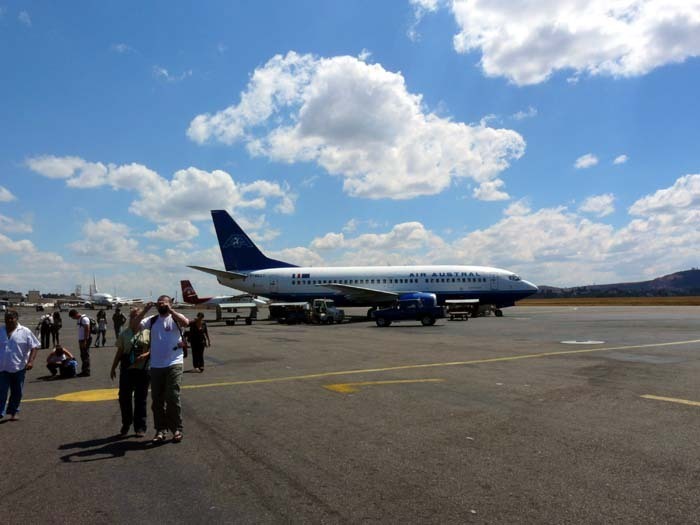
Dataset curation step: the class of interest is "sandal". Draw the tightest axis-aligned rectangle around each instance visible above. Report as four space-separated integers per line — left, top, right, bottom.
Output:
151 431 166 443
173 430 183 443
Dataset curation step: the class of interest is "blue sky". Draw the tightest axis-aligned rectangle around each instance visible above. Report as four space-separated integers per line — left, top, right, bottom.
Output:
1 0 699 298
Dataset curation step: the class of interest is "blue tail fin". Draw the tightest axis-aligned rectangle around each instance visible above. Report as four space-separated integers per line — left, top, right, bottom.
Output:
211 210 298 272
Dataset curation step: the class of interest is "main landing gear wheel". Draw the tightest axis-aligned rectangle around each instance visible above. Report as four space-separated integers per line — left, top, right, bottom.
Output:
495 309 503 317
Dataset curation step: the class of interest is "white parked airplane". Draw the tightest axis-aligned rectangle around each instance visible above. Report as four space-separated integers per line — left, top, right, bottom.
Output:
190 211 538 316
80 278 141 309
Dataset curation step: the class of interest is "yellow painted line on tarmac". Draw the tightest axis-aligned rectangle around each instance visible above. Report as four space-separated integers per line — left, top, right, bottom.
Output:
23 388 119 403
22 338 700 404
22 396 59 403
323 379 444 394
641 394 700 408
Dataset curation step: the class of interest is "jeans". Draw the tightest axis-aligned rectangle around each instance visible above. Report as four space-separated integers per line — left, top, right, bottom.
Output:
150 365 183 433
52 326 61 345
40 328 51 349
119 368 150 432
0 369 27 417
79 337 92 374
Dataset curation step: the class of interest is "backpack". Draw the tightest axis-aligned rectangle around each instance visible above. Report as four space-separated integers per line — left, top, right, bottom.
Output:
80 315 97 333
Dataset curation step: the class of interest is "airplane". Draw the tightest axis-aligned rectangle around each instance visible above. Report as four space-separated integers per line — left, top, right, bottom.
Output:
189 210 539 317
80 277 141 309
180 279 247 306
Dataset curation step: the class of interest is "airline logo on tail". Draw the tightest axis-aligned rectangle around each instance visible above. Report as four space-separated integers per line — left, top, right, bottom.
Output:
180 280 199 303
222 234 253 249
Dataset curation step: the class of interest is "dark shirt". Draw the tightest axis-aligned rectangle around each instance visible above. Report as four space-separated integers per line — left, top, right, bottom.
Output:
188 322 208 346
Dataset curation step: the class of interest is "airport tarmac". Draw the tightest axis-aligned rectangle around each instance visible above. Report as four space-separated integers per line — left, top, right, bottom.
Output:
3 305 700 524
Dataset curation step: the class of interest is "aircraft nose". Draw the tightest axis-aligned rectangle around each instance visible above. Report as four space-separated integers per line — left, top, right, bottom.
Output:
522 280 538 292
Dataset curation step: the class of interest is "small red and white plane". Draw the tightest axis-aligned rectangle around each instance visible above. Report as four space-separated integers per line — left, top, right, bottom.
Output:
180 280 245 306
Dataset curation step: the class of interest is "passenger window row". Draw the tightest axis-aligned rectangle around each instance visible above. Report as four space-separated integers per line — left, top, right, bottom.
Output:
289 277 488 285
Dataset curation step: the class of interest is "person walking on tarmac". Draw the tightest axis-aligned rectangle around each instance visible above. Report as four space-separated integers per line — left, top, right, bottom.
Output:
110 307 150 437
1 309 40 420
112 307 127 340
95 309 107 347
69 309 92 377
51 310 62 345
187 313 210 373
136 296 189 444
36 313 52 349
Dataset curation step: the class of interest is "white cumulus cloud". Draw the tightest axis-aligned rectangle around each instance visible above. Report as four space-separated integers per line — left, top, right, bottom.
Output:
575 153 599 169
144 221 199 242
26 156 295 228
449 0 700 85
504 198 531 216
0 185 16 202
628 174 700 216
0 214 32 234
473 179 509 201
277 172 700 286
579 193 615 217
187 51 525 201
613 154 629 165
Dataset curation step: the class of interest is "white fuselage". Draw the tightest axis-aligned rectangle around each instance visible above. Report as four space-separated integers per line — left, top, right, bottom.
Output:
87 293 115 306
214 265 537 307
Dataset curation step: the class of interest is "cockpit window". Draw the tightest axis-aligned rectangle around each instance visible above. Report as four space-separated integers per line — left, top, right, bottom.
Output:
508 274 521 281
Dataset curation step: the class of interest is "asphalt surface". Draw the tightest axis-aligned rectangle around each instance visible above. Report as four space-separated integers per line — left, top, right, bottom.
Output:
3 305 700 524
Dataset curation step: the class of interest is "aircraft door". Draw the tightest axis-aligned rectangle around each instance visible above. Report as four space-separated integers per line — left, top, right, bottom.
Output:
269 276 279 294
490 275 499 290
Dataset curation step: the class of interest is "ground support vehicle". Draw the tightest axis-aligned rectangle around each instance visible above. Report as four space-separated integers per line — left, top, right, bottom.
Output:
374 293 445 327
308 299 344 324
216 303 258 325
476 304 503 317
269 303 309 324
447 306 471 321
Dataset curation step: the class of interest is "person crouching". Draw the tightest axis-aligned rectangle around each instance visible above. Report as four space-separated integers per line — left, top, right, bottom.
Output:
46 345 78 378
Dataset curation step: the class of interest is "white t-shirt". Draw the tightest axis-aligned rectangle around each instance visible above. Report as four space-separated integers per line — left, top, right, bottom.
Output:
141 314 186 368
0 324 40 373
78 315 90 341
47 352 68 364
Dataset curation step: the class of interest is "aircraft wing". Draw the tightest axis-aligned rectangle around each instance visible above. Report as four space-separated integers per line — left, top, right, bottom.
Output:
319 283 400 304
188 265 248 280
116 298 143 305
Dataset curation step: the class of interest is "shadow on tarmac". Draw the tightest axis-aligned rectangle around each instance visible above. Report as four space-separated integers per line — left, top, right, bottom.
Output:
58 434 155 463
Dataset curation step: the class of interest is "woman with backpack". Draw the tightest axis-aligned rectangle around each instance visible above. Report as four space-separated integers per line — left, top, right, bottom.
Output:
110 306 150 437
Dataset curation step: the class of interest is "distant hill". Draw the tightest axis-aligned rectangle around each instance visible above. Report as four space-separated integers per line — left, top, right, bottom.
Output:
537 269 700 298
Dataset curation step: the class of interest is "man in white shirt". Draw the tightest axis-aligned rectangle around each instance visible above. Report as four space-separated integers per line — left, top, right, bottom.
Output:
69 309 92 376
138 295 189 443
0 309 40 421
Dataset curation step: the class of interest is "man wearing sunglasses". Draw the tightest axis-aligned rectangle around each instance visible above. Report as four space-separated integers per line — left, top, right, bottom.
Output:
0 309 40 421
